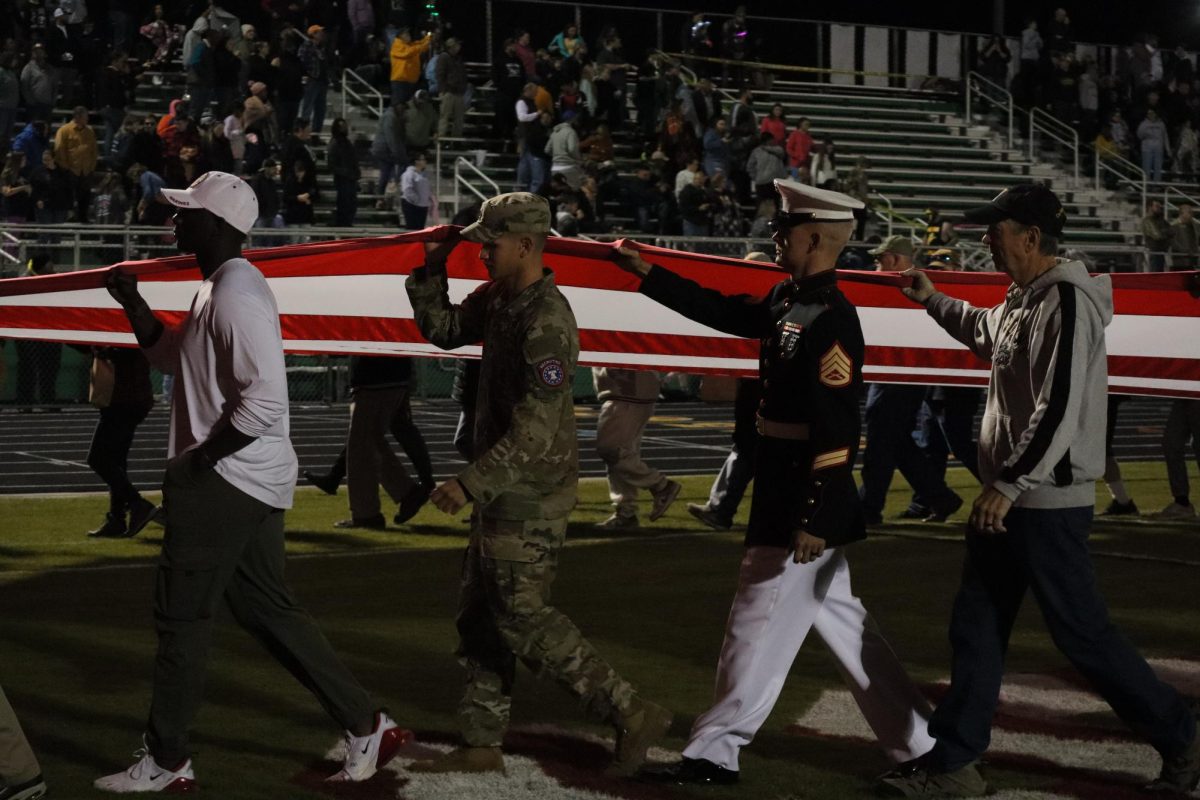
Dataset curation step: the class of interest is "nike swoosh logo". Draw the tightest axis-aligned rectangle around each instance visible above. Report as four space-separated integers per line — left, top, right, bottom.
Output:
150 772 165 780
360 745 370 755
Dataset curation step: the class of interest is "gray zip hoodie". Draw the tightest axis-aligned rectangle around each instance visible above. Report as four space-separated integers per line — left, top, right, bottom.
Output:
923 259 1112 509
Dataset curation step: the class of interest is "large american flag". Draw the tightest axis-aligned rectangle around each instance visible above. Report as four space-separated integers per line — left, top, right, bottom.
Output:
1 228 1198 398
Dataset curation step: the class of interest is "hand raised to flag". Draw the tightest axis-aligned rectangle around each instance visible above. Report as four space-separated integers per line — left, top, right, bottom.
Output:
105 268 142 310
899 268 936 305
610 245 652 277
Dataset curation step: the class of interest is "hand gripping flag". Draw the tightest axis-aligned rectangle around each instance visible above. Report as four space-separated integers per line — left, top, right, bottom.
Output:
1 227 1198 398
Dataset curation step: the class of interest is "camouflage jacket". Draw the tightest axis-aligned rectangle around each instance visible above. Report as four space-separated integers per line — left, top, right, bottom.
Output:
406 267 579 520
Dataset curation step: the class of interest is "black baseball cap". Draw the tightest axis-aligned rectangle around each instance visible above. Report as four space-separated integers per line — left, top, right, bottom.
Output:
961 183 1067 237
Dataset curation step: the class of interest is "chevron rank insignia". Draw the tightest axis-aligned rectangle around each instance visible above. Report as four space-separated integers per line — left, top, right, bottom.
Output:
818 342 852 388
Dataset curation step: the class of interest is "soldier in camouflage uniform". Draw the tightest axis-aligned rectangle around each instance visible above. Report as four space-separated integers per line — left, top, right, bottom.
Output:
404 192 672 777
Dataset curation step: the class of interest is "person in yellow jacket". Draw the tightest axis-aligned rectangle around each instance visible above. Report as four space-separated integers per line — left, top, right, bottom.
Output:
53 105 98 223
390 27 433 107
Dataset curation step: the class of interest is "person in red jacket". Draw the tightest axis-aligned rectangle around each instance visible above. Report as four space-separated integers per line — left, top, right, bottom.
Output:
759 102 786 146
786 117 814 183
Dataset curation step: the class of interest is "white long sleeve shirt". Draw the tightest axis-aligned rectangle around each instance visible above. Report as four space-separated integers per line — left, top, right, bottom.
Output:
145 258 297 508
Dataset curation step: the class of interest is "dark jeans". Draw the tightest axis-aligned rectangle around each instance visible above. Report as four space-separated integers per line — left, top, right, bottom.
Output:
301 78 328 135
708 378 761 521
928 506 1197 771
859 383 959 516
913 388 982 509
148 464 376 764
333 175 358 227
276 99 300 141
14 340 61 405
71 172 91 223
87 403 151 513
400 199 428 230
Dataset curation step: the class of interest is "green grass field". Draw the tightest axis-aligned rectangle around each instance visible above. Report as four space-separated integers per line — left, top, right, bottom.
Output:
1 461 1197 800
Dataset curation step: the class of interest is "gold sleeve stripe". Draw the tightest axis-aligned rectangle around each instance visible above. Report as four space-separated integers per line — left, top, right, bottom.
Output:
812 447 851 471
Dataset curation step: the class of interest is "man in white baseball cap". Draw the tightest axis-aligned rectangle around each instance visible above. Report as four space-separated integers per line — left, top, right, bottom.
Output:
96 171 411 793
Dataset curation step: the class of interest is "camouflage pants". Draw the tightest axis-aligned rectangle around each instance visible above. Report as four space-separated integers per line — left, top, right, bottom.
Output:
455 516 637 747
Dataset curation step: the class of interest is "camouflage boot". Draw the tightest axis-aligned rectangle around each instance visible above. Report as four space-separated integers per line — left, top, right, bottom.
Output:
409 746 506 775
606 698 673 777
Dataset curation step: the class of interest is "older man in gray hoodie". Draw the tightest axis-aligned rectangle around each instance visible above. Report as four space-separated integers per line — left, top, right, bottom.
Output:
879 183 1199 798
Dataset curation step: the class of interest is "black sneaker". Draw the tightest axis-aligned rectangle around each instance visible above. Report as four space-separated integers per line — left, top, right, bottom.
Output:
640 757 738 785
87 513 127 538
899 505 932 520
394 484 430 525
1101 499 1140 516
304 470 340 496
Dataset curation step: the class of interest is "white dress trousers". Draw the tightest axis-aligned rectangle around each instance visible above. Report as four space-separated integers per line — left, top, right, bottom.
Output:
682 545 936 770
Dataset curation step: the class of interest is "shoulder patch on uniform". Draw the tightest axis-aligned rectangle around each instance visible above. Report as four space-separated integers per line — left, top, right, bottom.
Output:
537 358 566 387
819 341 852 388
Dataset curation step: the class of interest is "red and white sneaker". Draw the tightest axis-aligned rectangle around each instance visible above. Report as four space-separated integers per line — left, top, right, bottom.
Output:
326 711 412 782
94 741 197 794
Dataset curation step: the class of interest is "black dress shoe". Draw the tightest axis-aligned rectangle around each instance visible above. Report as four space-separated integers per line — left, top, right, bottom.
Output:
394 484 430 525
640 757 739 785
87 513 127 538
0 772 47 799
304 469 340 496
333 514 387 530
924 493 964 523
123 497 160 538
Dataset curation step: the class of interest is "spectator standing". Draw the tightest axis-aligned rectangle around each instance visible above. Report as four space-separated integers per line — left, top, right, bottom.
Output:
702 118 731 179
299 25 331 138
129 162 168 226
403 90 436 154
327 118 360 227
1 152 32 222
546 115 584 190
275 37 306 141
82 346 158 538
811 138 839 189
399 152 431 229
347 0 374 55
436 37 468 139
19 44 55 122
390 27 433 107
184 24 216 120
212 35 242 115
1109 110 1132 159
205 120 235 174
978 35 1011 90
371 102 407 209
128 114 164 174
1142 199 1171 272
692 77 721 131
97 51 134 157
0 55 18 152
282 158 317 226
250 158 283 227
786 117 814 182
1170 202 1200 267
759 103 786 146
548 23 582 58
515 84 545 192
279 117 316 179
1078 63 1099 139
708 171 743 245
45 7 81 108
678 169 711 239
513 29 536 79
746 131 787 200
1138 109 1170 182
1017 18 1042 107
594 35 630 129
223 105 245 168
54 106 99 224
1047 7 1073 55
720 6 750 85
493 38 524 140
230 23 257 60
674 156 699 198
1174 120 1199 182
12 121 48 178
91 168 129 225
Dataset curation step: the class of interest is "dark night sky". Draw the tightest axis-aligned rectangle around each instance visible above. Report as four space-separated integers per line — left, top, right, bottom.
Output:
556 0 1200 47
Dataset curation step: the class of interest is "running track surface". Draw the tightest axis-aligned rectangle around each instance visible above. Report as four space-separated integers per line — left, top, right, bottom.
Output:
0 398 1174 495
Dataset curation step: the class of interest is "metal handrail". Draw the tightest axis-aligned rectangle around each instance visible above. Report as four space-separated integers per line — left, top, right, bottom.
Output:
1028 107 1079 186
1092 145 1148 214
453 156 500 215
1163 185 1200 213
341 67 383 121
0 231 20 264
964 71 1014 150
871 191 894 238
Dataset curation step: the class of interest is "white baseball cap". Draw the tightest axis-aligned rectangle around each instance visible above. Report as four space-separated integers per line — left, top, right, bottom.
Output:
160 171 259 234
